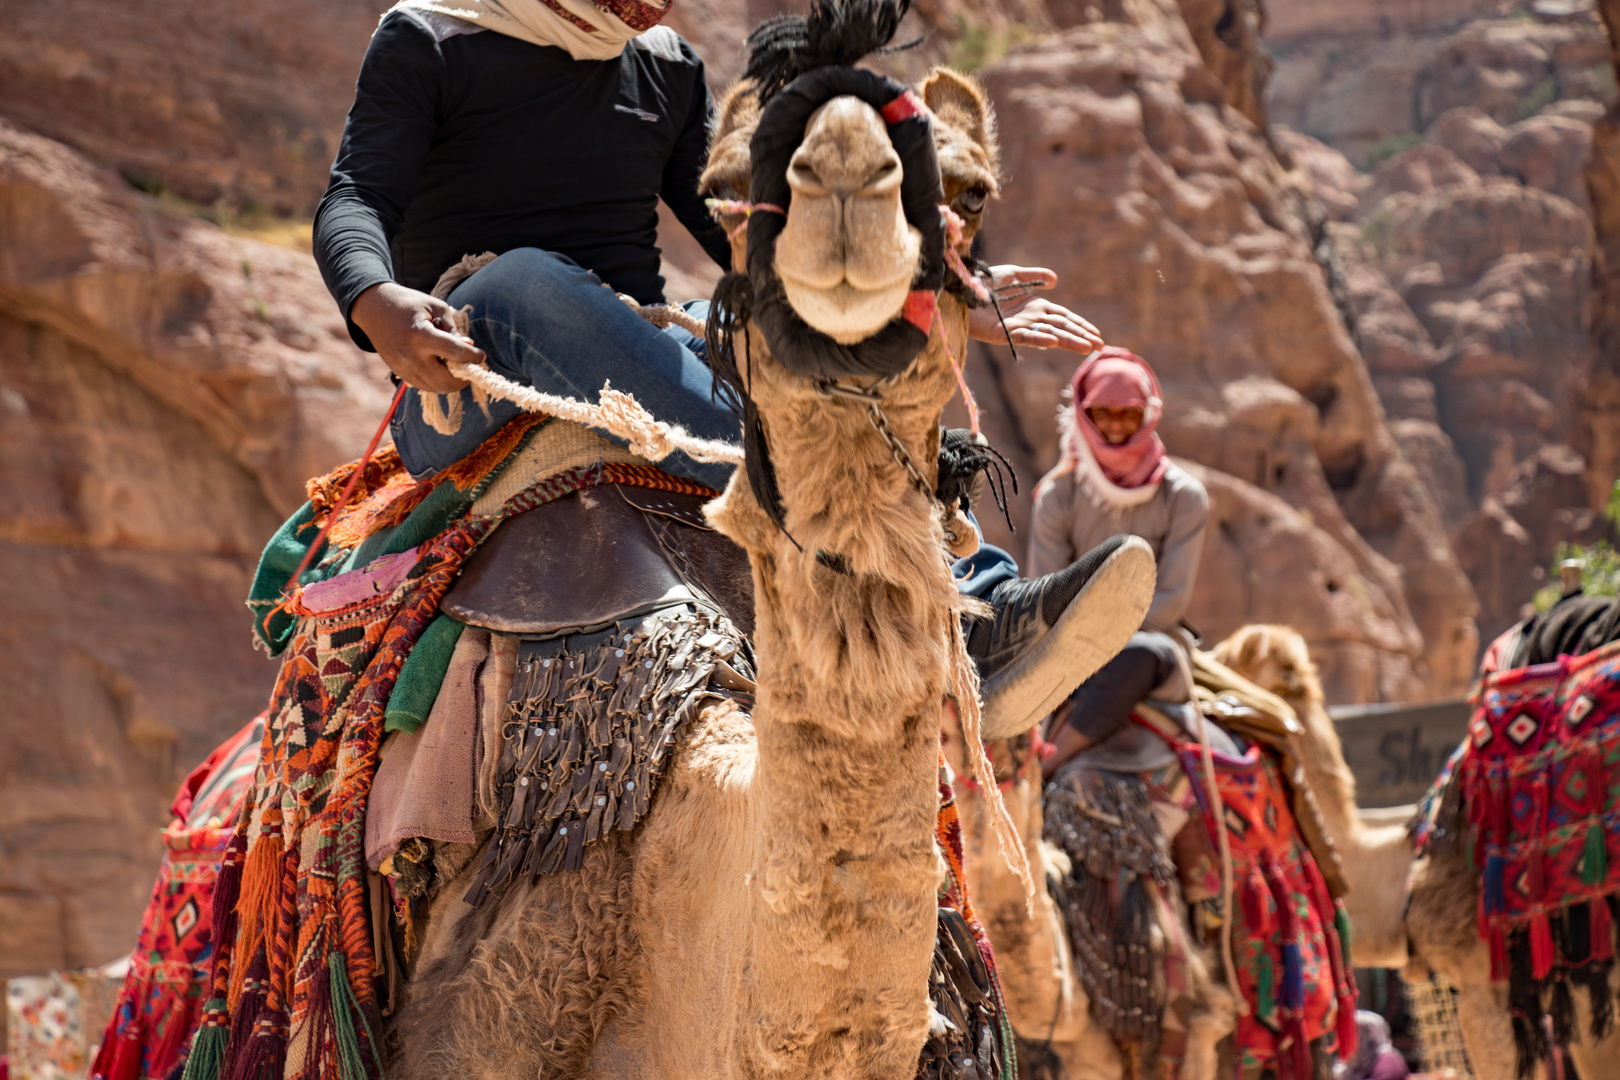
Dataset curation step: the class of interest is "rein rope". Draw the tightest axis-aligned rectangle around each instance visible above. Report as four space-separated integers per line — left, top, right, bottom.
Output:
957 726 1056 793
439 301 746 467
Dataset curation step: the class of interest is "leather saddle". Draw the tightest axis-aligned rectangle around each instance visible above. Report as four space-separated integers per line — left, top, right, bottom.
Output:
442 483 755 640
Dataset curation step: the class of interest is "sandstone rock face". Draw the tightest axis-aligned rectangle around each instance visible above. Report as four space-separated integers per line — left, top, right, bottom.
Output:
1184 462 1439 703
1415 20 1610 130
966 11 1478 703
0 119 387 974
1277 128 1366 221
1500 111 1596 209
1357 144 1481 218
0 0 390 214
1268 1 1610 647
1455 445 1617 636
1264 0 1506 41
1583 0 1620 511
1269 7 1609 167
1430 106 1512 174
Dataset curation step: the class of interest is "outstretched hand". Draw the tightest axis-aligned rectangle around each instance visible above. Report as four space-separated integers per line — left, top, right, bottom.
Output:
966 265 1104 354
350 281 485 395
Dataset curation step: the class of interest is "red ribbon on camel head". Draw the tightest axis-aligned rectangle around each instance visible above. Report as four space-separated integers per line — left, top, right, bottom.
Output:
1068 346 1169 495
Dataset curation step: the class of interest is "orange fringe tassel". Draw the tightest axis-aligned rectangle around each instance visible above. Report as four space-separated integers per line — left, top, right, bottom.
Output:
228 834 284 1013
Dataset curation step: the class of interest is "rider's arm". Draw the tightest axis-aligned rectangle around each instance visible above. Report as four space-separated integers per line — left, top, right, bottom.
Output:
660 45 732 272
1142 468 1210 632
313 11 443 353
1026 475 1078 579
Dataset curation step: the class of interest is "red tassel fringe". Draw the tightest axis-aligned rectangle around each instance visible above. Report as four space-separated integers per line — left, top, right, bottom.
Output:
1593 898 1615 962
1531 911 1556 980
151 996 196 1079
1490 923 1510 982
100 1017 144 1080
1336 988 1360 1061
1243 868 1274 935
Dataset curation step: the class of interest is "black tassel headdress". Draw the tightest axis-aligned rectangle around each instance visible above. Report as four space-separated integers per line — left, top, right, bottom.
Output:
744 0 917 106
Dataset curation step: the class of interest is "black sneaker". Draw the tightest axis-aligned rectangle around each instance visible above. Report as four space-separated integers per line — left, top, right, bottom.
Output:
967 535 1156 740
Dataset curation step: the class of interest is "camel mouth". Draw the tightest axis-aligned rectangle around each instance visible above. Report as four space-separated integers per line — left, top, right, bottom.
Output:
773 95 924 344
776 273 917 344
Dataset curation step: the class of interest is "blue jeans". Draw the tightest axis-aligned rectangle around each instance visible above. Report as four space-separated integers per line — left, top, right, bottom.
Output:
953 541 1018 600
391 248 741 492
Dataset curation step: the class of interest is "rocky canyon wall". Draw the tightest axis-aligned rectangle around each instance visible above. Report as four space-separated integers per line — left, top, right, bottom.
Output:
0 62 389 989
1262 0 1618 645
1587 0 1620 515
954 2 1479 705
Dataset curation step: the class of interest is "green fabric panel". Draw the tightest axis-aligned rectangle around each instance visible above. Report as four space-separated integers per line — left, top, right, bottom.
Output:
245 417 545 655
384 614 466 734
246 501 321 657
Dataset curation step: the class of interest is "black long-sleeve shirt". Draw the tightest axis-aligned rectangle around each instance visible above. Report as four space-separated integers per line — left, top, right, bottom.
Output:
313 10 731 351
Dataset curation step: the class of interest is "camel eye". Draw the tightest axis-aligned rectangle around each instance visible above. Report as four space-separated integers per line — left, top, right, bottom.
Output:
956 185 988 214
711 179 745 201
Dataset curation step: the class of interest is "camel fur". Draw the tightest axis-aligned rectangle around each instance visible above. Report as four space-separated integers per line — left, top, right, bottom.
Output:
388 68 1022 1079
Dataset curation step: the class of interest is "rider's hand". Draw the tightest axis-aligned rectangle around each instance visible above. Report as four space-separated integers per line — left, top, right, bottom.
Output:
966 265 1104 354
1040 720 1092 783
350 281 484 395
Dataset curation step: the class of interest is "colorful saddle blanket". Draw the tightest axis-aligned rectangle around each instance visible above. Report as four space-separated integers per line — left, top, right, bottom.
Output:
1044 716 1356 1080
90 716 263 1080
192 416 728 1080
1416 636 1620 1074
1169 735 1356 1080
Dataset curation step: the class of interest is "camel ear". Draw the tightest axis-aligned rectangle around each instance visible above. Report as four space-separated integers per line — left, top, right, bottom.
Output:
919 68 997 164
714 79 761 143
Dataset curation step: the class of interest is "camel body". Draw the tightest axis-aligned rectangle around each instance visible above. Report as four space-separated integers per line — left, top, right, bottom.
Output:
383 64 1040 1080
950 624 1403 1080
1404 604 1620 1080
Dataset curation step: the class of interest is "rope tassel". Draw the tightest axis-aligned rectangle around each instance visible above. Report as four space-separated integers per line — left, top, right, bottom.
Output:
181 1002 230 1080
1531 911 1556 981
1583 820 1608 886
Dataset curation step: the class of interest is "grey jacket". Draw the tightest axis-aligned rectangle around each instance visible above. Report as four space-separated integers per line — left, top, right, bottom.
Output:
1027 459 1210 633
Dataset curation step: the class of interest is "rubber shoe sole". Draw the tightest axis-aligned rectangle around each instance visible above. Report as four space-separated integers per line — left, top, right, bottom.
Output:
977 536 1157 741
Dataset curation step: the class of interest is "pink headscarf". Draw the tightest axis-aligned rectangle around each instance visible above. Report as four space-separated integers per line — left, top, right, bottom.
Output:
1069 347 1168 490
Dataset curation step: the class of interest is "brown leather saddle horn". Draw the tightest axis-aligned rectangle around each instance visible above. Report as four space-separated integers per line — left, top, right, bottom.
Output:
442 483 755 640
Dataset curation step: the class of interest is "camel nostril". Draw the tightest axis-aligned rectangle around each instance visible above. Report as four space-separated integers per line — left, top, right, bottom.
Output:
863 160 899 190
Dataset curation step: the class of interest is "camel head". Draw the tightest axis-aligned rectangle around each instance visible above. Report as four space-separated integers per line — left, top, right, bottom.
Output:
1212 623 1325 708
776 95 918 341
700 65 1001 575
705 68 998 320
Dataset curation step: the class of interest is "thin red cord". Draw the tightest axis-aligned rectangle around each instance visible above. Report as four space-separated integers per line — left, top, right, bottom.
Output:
280 381 409 595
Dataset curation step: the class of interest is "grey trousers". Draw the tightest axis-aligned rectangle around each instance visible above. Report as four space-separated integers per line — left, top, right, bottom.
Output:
1061 630 1183 743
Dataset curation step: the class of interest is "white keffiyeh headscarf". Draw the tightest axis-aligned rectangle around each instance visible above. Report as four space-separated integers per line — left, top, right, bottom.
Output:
392 0 672 60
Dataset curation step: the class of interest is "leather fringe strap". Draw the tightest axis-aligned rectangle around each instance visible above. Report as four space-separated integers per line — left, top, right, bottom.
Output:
465 604 753 906
1042 766 1175 1054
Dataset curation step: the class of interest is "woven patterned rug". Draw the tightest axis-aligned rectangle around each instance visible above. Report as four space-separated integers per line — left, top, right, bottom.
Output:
1167 735 1357 1080
91 716 263 1080
1415 637 1620 1075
